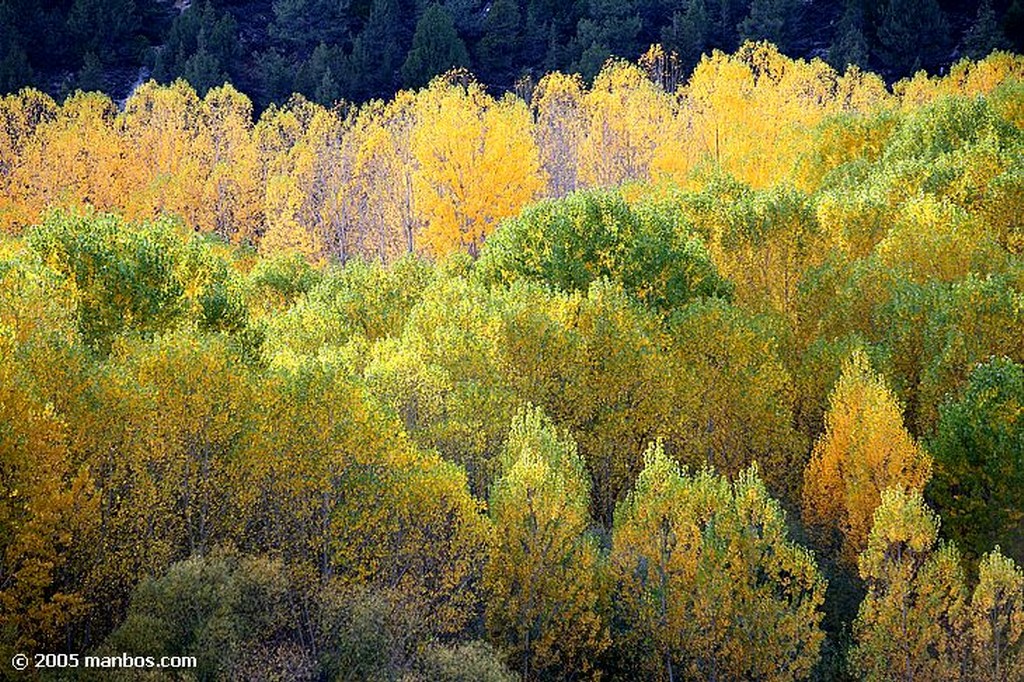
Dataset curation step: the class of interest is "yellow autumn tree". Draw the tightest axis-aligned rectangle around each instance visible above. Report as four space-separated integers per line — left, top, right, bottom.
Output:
531 71 585 198
850 487 968 681
410 77 544 258
484 407 608 681
684 43 847 188
966 548 1024 681
802 349 933 566
120 80 208 228
261 100 350 261
0 89 58 232
14 90 127 222
579 59 673 188
348 92 421 262
0 260 94 652
610 444 826 682
198 84 261 241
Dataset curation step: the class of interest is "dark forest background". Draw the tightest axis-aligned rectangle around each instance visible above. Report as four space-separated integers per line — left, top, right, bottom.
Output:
0 0 1021 110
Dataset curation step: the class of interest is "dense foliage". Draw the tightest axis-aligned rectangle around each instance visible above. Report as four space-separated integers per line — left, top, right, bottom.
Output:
1 0 1022 108
1 45 1023 681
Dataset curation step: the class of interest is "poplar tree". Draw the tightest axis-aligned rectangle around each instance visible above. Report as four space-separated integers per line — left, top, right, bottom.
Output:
611 444 826 681
484 407 608 681
850 487 968 681
802 349 932 566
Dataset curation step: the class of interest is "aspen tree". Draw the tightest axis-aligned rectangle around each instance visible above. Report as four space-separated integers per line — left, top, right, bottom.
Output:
802 349 932 565
484 407 608 681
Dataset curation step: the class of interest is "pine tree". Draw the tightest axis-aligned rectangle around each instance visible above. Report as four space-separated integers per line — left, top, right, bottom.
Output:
65 0 141 65
875 0 950 76
400 4 470 89
475 0 521 87
963 0 1011 61
570 0 642 80
738 0 797 53
828 0 869 70
270 0 352 57
660 0 710 71
0 1 33 92
182 48 227 97
74 51 105 92
348 0 402 100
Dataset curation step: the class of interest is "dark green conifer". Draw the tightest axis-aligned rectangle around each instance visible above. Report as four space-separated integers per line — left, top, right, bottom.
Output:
400 4 470 89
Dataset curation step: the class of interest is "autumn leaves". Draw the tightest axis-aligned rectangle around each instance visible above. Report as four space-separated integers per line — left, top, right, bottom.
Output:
5 44 1020 267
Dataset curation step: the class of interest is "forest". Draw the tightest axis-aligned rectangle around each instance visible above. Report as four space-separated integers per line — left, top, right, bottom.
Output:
1 37 1024 682
1 0 1023 109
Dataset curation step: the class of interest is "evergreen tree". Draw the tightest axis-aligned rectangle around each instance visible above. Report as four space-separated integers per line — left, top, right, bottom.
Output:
475 0 522 87
661 0 710 71
963 0 1011 61
270 0 352 57
182 49 227 97
875 0 950 76
738 0 797 53
711 0 747 51
254 48 295 110
295 42 344 104
348 0 402 100
1007 0 1024 52
570 0 643 81
75 51 106 92
66 0 141 65
828 0 869 70
0 1 33 92
400 4 470 89
443 0 487 40
154 1 240 87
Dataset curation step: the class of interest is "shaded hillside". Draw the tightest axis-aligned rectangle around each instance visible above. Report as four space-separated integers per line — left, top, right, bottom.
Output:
1 0 1021 110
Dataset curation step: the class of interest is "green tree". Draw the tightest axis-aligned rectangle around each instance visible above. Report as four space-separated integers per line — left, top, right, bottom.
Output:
103 551 306 680
874 0 950 75
927 358 1024 566
828 0 869 71
154 1 240 90
74 51 105 92
65 0 141 65
963 0 1011 61
181 48 228 97
738 0 797 53
660 0 710 70
484 407 608 681
0 1 33 92
850 487 968 681
348 0 403 100
610 445 826 681
475 190 731 315
475 0 521 86
401 4 470 89
270 0 351 57
570 0 642 80
25 211 187 354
